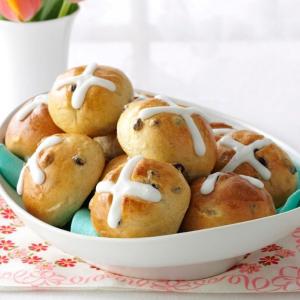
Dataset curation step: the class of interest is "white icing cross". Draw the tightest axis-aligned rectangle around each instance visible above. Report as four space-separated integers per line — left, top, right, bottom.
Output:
16 93 48 121
52 62 117 109
201 172 264 195
17 135 63 195
137 95 207 156
218 134 273 180
212 128 235 136
96 155 162 228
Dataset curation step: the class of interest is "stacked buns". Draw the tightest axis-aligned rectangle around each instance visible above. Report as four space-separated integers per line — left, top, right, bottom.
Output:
6 63 298 238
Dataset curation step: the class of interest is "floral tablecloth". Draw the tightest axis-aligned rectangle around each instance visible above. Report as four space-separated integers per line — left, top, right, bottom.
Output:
0 196 299 293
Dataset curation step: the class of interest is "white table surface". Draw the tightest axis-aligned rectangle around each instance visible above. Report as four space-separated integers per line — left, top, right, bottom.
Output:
2 1 300 298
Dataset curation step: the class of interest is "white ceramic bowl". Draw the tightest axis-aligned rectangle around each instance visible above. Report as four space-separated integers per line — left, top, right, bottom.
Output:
0 92 299 280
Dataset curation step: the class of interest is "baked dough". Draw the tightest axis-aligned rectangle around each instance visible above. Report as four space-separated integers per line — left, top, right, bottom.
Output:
94 132 124 161
5 95 62 159
18 133 105 227
89 156 191 238
101 154 128 179
117 98 217 180
181 172 275 231
48 63 134 137
210 122 234 141
214 130 298 208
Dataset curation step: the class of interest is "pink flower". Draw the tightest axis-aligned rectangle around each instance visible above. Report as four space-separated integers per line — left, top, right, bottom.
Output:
239 263 262 274
28 243 48 252
22 255 43 264
55 258 77 267
0 255 9 264
275 249 296 258
1 208 16 219
0 225 16 234
0 239 15 251
8 248 29 259
35 262 55 271
261 244 282 252
0 0 41 22
259 255 280 266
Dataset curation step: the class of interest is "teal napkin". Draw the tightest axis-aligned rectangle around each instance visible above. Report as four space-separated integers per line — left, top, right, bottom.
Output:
0 144 24 189
70 208 98 237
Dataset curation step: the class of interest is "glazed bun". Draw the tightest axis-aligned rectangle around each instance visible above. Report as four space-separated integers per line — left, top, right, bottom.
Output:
5 94 62 159
214 130 298 208
117 97 217 180
89 156 191 238
48 63 133 137
94 132 124 161
210 122 234 141
181 172 275 231
17 134 105 227
101 154 127 178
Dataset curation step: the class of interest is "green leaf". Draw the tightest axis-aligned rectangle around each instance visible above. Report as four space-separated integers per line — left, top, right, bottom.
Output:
32 0 64 21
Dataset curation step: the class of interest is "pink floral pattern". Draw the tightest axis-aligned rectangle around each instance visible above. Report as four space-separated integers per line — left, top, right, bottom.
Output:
28 243 48 252
0 195 300 293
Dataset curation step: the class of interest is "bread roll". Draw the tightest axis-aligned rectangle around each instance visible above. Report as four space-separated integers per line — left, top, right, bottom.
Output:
117 97 217 180
214 130 298 208
48 63 133 137
89 156 191 238
94 132 124 161
17 133 105 227
5 94 62 159
181 172 275 231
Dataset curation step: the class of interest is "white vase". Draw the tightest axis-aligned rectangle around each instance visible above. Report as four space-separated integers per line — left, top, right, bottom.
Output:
0 11 78 120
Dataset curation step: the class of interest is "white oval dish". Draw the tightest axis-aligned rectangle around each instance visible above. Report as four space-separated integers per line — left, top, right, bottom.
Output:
0 91 299 281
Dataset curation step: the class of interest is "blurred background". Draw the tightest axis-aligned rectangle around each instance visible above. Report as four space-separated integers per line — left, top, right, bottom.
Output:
69 0 300 150
1 0 300 149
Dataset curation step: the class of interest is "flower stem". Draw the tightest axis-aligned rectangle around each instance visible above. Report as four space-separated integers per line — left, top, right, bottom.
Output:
58 1 71 18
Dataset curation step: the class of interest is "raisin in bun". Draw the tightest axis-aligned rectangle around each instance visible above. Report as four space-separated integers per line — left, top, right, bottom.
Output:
181 172 275 231
214 130 298 208
94 132 124 161
48 63 133 137
5 94 62 159
17 134 105 227
89 156 191 238
117 97 217 181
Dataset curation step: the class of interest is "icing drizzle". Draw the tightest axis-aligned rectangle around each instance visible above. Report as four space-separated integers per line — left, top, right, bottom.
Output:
17 135 63 195
218 134 272 180
200 172 264 195
212 128 235 136
53 62 117 110
16 94 48 121
96 155 162 228
137 95 207 156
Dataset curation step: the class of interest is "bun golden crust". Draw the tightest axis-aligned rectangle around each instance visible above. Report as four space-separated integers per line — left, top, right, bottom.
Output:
210 122 234 141
21 134 105 227
89 158 191 238
94 132 124 161
215 130 298 208
181 173 275 231
117 99 217 180
48 64 134 137
5 101 62 159
101 154 128 179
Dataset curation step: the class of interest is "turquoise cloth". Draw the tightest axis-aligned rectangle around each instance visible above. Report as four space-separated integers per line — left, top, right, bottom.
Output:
70 208 98 237
276 166 300 213
0 144 24 189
